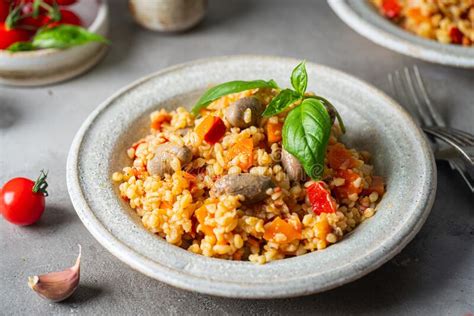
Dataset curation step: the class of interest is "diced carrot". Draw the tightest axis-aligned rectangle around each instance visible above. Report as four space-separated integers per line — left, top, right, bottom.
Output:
315 213 332 240
263 217 301 242
160 201 172 209
183 172 197 181
195 115 226 145
228 138 254 171
195 205 207 222
217 238 228 246
363 176 385 196
266 121 283 144
406 7 425 23
195 115 215 139
150 112 172 130
307 181 337 215
333 169 363 199
195 205 215 236
328 143 357 170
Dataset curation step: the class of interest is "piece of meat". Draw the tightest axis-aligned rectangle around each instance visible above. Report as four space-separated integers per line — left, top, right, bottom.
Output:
213 174 275 204
225 97 265 128
147 143 192 177
281 148 306 182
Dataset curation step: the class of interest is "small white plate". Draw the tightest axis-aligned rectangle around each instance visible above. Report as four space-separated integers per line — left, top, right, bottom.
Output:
67 56 436 298
329 0 474 68
0 0 109 86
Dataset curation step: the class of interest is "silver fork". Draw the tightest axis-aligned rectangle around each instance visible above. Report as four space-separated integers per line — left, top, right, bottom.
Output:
388 65 474 192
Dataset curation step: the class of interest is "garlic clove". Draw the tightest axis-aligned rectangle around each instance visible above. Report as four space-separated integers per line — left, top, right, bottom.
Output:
28 245 81 302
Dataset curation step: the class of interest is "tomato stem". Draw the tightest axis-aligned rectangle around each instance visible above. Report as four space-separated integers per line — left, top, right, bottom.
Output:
39 1 62 22
5 4 23 30
32 170 49 197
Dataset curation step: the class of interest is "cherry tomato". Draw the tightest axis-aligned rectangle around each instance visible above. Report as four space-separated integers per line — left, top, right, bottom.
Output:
0 0 9 23
19 15 49 29
58 8 82 25
0 23 32 50
1 171 49 226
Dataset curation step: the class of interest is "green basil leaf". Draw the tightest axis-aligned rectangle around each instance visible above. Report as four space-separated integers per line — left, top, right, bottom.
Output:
191 79 279 116
306 95 346 134
291 61 308 96
282 98 331 180
7 42 36 52
32 25 109 50
262 89 301 117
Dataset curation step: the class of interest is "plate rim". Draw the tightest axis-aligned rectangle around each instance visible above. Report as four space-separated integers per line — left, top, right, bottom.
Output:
66 55 437 298
328 0 474 68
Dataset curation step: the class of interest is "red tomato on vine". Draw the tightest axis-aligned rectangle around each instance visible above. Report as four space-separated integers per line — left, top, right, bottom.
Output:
1 170 49 226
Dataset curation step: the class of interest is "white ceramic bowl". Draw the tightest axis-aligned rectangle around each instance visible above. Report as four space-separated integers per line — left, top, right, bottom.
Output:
0 0 109 86
67 56 436 298
328 0 474 68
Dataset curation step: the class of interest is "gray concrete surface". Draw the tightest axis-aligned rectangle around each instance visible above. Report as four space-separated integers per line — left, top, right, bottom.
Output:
1 0 473 315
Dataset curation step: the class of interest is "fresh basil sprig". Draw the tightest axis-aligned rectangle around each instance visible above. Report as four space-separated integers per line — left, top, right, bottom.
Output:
33 25 109 49
282 98 332 179
262 61 307 117
262 89 301 117
262 62 345 134
192 61 345 180
191 79 279 115
7 25 109 52
290 61 308 95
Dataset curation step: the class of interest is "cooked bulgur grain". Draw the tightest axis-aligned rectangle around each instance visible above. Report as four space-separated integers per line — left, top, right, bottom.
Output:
113 88 385 263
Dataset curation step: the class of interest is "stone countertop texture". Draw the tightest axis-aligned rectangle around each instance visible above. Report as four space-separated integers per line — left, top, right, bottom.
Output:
0 0 473 315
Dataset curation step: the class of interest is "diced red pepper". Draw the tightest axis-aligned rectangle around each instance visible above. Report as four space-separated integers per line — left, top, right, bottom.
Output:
205 117 226 144
333 169 363 199
381 0 401 19
328 143 357 170
449 27 463 45
307 181 337 215
195 116 226 145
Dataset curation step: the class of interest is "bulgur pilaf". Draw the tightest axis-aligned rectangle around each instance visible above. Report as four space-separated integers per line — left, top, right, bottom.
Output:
371 0 474 46
112 63 385 264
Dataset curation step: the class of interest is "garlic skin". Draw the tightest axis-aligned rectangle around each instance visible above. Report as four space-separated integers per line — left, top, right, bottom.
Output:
28 245 81 302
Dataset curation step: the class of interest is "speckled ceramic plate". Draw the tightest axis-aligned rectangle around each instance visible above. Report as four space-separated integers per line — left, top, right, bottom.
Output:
67 56 436 298
328 0 474 68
